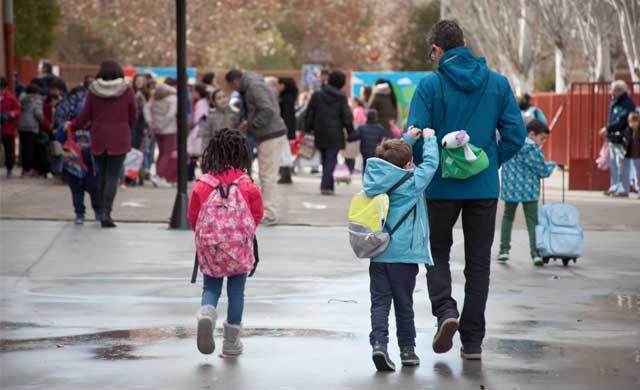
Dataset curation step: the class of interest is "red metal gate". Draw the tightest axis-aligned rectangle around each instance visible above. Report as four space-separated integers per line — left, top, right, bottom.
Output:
567 82 640 190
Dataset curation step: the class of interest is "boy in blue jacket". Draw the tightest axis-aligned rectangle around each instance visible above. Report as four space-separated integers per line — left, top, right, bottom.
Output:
363 126 439 371
498 119 556 266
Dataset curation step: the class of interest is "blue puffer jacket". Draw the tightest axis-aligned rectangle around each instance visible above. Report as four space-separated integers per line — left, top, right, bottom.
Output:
363 134 439 265
406 46 526 200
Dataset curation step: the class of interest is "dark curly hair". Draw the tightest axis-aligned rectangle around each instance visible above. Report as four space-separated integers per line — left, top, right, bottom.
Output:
428 19 464 52
201 128 250 174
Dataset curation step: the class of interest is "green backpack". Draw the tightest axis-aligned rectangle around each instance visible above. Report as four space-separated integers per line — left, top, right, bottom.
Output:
436 72 490 180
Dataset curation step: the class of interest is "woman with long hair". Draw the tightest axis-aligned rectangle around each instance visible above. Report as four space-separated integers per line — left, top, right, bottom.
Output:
368 79 398 137
67 60 137 228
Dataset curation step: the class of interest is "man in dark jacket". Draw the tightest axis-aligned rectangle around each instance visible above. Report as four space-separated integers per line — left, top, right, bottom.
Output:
304 70 354 195
348 109 387 175
226 69 287 225
599 80 636 197
406 20 525 360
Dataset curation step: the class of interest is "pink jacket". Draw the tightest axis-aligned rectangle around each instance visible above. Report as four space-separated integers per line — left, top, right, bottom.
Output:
188 169 264 229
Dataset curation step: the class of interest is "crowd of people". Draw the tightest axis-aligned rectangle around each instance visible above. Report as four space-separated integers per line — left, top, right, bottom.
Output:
1 17 639 373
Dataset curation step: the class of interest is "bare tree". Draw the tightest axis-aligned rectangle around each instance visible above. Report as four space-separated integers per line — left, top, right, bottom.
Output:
449 0 543 94
606 0 640 82
572 0 618 81
531 0 574 92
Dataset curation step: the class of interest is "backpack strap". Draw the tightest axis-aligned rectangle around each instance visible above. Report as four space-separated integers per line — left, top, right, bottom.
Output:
387 171 413 194
198 173 220 188
388 203 417 236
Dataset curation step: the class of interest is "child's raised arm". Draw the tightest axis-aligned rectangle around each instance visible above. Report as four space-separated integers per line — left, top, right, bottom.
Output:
403 128 439 192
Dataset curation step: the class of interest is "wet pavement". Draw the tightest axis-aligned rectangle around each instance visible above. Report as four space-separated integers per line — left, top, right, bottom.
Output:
3 169 640 230
1 219 639 389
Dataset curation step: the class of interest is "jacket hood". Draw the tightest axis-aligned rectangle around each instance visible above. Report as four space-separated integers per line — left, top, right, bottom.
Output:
372 83 392 95
154 83 177 100
438 47 489 92
89 78 129 98
363 157 412 197
239 72 262 93
322 84 346 99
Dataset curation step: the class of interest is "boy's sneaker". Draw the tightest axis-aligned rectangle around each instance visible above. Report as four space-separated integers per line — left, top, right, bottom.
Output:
400 346 420 367
74 215 85 225
460 346 482 360
372 344 396 371
433 317 459 354
532 256 544 266
497 253 509 262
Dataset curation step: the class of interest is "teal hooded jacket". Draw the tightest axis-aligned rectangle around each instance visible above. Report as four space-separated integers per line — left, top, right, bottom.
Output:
363 135 439 265
406 47 526 200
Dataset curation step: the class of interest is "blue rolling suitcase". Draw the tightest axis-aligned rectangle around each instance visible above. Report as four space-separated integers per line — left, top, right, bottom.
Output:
535 166 584 266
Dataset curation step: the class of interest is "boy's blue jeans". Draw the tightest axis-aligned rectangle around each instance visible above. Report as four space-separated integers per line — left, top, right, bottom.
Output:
202 273 248 325
369 262 418 347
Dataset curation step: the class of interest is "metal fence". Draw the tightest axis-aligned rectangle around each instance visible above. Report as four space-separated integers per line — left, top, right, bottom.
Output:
532 82 640 190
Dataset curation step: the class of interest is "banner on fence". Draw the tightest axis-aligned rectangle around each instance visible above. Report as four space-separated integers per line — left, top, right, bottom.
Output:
135 67 198 84
350 71 431 123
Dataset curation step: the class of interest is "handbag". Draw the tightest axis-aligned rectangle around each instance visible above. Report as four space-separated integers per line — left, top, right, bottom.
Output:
436 72 490 179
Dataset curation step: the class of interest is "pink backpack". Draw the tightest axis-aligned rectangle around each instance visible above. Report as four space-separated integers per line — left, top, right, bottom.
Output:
195 174 256 277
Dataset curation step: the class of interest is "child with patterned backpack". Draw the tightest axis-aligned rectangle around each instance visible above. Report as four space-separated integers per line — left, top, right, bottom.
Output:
498 119 556 266
187 128 264 356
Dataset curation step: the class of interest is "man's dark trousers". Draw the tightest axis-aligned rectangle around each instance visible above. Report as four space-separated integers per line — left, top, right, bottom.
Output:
426 199 497 350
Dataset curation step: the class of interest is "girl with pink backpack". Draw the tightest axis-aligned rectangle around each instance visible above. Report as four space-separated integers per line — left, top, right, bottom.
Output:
187 128 264 357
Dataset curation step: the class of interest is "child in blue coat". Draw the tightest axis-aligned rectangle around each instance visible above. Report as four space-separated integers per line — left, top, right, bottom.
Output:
362 126 439 371
498 119 556 266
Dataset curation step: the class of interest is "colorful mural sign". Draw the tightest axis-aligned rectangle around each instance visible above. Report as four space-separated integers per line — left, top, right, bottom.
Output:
350 71 431 122
135 67 198 84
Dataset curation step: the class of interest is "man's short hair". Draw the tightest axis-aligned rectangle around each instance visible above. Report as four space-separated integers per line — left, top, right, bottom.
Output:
328 70 346 90
41 61 53 74
526 119 550 135
201 72 215 85
376 139 413 168
428 19 464 52
611 80 628 93
225 69 243 83
366 109 378 123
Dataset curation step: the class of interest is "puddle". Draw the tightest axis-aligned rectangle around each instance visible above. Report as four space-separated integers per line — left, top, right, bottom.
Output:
500 320 560 335
587 294 640 317
0 321 48 331
493 339 552 360
94 344 145 361
0 326 351 353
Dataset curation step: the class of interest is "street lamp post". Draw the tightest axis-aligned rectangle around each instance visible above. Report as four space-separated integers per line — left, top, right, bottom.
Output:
169 0 189 229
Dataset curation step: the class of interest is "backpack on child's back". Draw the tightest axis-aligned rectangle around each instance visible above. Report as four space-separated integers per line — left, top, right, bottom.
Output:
347 172 414 258
194 174 257 277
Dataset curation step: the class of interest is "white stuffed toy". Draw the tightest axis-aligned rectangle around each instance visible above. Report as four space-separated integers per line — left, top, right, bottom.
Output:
441 130 478 161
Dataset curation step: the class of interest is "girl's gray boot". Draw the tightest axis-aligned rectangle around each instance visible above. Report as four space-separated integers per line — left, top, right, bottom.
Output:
222 322 243 356
196 305 217 355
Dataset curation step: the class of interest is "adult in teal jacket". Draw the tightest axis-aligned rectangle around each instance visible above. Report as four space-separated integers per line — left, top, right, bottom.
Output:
405 20 526 360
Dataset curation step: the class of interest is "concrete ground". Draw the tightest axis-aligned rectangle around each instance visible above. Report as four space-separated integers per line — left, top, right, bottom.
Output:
1 169 639 389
